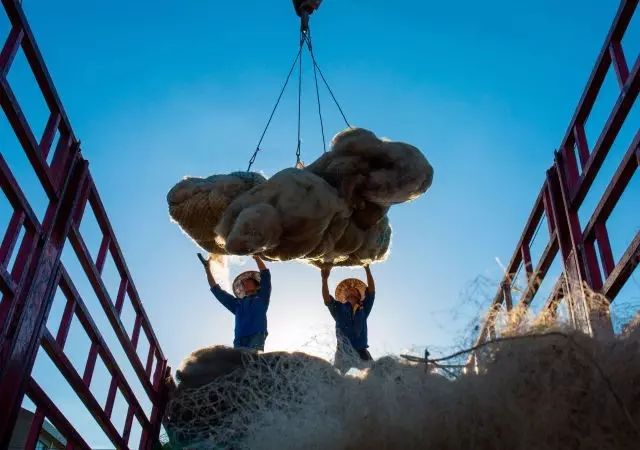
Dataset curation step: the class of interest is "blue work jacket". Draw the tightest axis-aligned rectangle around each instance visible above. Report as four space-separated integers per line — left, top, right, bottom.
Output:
326 290 375 350
211 270 271 344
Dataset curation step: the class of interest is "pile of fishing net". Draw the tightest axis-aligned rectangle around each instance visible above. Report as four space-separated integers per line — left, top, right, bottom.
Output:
166 128 433 266
163 325 640 449
164 347 340 448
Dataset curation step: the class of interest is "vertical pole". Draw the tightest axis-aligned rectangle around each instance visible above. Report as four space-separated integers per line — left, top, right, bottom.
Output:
0 155 88 447
551 148 614 339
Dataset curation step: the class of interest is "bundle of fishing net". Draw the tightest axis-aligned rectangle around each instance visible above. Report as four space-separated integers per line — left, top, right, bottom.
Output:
167 172 267 253
167 128 433 266
163 346 340 448
163 321 640 449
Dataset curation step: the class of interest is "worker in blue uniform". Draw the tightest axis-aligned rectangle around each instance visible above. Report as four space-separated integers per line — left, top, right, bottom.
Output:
202 255 272 351
321 264 375 371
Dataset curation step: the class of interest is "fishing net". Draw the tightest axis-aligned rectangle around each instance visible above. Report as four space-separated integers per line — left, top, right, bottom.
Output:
163 320 640 449
164 347 340 449
167 172 267 253
167 128 432 266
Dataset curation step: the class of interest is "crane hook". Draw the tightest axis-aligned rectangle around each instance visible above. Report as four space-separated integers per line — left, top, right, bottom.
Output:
292 0 322 32
292 0 322 16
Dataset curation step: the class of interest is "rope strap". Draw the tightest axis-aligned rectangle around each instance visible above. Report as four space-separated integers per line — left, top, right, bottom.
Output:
247 18 351 171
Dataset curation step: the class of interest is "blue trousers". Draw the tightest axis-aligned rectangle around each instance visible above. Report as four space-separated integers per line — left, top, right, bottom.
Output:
234 332 267 351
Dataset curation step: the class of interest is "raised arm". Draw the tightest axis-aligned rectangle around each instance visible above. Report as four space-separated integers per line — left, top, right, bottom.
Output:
202 258 237 314
254 256 271 299
202 255 217 288
321 265 332 305
364 264 375 295
253 255 267 271
363 265 376 317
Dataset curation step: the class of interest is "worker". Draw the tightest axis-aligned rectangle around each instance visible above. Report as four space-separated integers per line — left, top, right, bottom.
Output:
321 264 375 371
203 255 272 351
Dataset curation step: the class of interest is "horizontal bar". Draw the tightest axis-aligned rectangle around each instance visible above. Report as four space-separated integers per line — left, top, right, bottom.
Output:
0 210 24 266
83 343 99 385
0 154 42 231
0 24 23 78
68 230 156 398
2 0 76 139
558 0 636 141
131 315 142 349
24 408 45 449
48 132 77 192
521 244 534 281
9 220 36 271
0 129 87 446
114 278 128 314
55 294 75 349
59 267 152 428
104 377 118 419
0 265 16 296
40 112 61 160
571 56 640 207
123 406 135 446
152 350 165 388
0 79 57 199
582 130 640 240
472 0 637 351
143 362 170 450
603 231 640 299
41 330 128 449
502 281 513 311
26 378 91 450
609 40 629 89
594 223 616 278
88 184 165 359
5 224 38 303
472 188 547 340
543 186 556 233
542 274 566 312
70 176 92 226
95 235 110 274
573 124 590 170
519 231 560 307
145 344 155 378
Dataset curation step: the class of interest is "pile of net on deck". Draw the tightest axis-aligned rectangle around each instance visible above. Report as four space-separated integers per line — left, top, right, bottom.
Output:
163 325 640 450
166 128 433 266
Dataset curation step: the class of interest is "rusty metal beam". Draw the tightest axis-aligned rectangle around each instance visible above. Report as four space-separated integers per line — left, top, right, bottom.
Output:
570 55 639 207
603 231 640 299
0 157 88 445
0 1 170 447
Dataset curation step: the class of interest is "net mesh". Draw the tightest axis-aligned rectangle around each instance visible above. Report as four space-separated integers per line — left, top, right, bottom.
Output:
163 314 640 450
164 351 341 449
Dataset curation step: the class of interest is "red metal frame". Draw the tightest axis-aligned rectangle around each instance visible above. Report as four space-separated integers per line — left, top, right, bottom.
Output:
0 1 169 448
474 0 639 354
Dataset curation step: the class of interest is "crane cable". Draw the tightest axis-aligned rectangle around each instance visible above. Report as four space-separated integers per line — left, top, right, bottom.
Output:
296 30 304 166
247 15 351 172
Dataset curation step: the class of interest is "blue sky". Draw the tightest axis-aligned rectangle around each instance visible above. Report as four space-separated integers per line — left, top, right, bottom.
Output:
2 1 639 446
